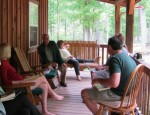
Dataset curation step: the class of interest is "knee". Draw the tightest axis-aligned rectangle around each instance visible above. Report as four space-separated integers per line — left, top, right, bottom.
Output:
81 89 89 99
39 83 48 90
75 61 79 66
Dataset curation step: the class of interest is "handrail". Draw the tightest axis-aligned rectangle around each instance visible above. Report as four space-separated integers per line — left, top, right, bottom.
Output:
133 58 150 115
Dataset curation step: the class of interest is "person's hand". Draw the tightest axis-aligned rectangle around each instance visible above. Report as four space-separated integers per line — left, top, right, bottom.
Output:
103 66 109 70
91 79 99 86
67 56 73 60
65 44 70 49
62 63 67 68
52 63 58 69
96 65 103 70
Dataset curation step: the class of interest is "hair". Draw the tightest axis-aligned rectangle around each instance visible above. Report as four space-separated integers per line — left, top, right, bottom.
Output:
114 33 125 44
0 43 11 59
42 33 49 39
108 35 123 50
57 40 64 48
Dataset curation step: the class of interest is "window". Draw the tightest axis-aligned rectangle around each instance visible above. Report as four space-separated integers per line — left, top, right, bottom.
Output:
29 1 38 48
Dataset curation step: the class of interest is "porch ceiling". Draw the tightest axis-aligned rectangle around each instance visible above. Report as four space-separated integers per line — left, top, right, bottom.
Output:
97 0 141 7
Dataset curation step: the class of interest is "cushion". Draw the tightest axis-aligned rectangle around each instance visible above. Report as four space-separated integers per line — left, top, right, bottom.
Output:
45 69 57 79
32 88 42 95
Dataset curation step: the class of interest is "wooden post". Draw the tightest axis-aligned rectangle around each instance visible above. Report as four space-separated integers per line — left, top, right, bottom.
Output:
115 4 120 34
126 0 135 53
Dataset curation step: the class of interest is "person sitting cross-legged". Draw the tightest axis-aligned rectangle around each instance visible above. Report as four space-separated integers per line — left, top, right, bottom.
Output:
81 35 136 115
0 43 64 115
38 34 67 87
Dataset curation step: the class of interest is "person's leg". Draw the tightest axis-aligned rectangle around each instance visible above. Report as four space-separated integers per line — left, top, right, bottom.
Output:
15 107 30 115
81 88 122 115
67 59 81 80
3 94 40 115
58 66 67 86
31 76 64 100
30 76 64 115
81 88 98 115
3 98 22 115
76 59 94 63
18 94 41 115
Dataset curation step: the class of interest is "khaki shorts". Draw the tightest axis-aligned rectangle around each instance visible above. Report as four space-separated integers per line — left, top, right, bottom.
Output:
88 87 122 102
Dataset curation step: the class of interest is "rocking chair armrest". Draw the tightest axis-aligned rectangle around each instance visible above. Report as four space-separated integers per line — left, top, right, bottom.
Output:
2 82 35 89
31 63 52 69
22 69 44 74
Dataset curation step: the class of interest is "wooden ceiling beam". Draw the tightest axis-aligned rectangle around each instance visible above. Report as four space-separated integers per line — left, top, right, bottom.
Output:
129 0 135 14
114 0 125 6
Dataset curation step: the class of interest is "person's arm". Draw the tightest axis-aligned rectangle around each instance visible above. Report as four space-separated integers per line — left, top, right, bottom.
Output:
1 66 13 85
92 73 120 88
93 56 121 88
1 64 24 85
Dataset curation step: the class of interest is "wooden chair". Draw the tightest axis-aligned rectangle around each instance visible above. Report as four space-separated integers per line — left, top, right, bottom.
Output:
0 77 36 104
11 47 58 89
96 64 145 115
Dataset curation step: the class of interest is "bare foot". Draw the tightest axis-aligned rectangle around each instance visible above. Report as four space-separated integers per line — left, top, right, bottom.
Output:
42 111 56 115
77 76 82 81
51 94 64 100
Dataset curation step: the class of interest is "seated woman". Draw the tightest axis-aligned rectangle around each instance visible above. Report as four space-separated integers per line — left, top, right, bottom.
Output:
91 33 129 80
57 40 99 81
0 86 41 115
0 43 64 115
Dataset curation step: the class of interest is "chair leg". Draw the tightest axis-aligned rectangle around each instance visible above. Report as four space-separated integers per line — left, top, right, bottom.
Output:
120 112 124 115
96 105 103 115
108 109 111 115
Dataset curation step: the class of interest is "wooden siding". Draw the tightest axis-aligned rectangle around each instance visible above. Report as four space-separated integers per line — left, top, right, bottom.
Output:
0 0 48 66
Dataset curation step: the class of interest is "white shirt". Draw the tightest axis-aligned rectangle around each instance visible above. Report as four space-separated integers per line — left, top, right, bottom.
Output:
59 48 72 59
59 48 75 62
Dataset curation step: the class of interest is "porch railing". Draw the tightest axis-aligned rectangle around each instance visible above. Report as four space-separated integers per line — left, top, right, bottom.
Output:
134 59 150 115
98 44 108 65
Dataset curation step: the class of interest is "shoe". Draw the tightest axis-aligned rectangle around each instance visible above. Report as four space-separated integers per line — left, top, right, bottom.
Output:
60 82 67 87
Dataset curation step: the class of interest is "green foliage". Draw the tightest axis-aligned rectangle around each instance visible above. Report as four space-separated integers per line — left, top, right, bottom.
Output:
48 0 150 43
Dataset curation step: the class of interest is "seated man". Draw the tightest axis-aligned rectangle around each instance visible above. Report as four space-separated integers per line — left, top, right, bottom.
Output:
91 33 128 80
81 35 136 115
38 33 67 87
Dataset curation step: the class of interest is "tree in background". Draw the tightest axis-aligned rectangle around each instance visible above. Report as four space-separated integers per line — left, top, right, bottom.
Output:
48 0 150 48
48 0 115 43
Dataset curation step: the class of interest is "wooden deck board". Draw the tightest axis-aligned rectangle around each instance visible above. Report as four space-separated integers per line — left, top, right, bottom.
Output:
37 70 92 115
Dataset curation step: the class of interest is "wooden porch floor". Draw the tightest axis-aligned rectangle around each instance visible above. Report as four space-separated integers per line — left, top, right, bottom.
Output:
37 70 93 115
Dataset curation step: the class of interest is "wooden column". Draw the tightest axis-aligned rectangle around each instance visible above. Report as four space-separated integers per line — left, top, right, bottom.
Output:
126 0 135 53
115 4 121 34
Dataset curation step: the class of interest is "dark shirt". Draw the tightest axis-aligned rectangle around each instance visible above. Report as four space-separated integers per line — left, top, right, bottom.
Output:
38 41 64 66
109 53 136 96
